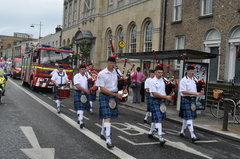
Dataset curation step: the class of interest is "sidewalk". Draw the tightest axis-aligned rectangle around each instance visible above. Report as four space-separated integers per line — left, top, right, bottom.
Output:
120 93 240 142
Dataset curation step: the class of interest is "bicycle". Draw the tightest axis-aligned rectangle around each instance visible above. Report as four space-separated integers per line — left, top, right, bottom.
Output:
210 88 240 124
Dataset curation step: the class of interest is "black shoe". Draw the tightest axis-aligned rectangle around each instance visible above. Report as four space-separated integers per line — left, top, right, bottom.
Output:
106 143 114 149
148 134 155 139
90 111 94 115
179 133 185 138
77 120 80 124
191 137 200 143
160 140 166 147
80 123 85 129
144 119 147 123
100 134 106 140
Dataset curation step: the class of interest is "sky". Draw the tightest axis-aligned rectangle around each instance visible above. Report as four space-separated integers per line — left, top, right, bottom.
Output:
0 0 63 39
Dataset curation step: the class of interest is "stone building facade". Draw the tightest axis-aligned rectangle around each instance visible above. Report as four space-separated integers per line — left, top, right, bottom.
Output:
61 0 163 69
0 33 33 58
164 0 240 82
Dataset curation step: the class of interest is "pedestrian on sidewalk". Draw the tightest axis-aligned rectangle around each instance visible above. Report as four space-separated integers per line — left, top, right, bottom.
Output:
95 57 125 149
131 67 146 104
148 66 173 146
144 69 155 123
73 65 91 129
179 65 204 143
51 65 69 113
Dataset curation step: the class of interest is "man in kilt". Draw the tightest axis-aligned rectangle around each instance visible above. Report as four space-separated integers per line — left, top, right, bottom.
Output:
51 65 69 113
144 69 155 123
74 65 90 129
148 66 173 146
95 57 124 149
179 65 203 143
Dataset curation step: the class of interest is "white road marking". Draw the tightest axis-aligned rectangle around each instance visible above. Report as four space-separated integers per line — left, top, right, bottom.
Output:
118 136 159 145
10 79 135 159
47 97 52 100
42 94 47 97
20 126 55 159
124 122 212 159
61 104 67 108
194 140 218 143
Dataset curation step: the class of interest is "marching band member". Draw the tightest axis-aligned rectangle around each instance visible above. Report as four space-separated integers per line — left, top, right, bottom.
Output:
144 70 155 123
148 66 172 146
73 65 90 129
95 57 125 149
179 65 203 143
88 70 98 114
51 65 69 113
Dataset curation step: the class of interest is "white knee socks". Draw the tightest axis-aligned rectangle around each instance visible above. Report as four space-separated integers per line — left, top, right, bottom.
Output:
149 123 155 134
155 123 164 141
90 101 93 112
77 110 84 124
101 119 105 136
186 120 196 138
181 119 187 134
56 99 60 108
144 112 151 120
104 122 111 144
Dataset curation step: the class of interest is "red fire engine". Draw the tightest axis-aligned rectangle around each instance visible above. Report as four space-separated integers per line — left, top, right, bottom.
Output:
10 58 22 79
21 45 74 90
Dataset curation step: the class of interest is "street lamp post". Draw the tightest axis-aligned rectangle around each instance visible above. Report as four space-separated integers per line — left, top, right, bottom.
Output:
30 21 42 43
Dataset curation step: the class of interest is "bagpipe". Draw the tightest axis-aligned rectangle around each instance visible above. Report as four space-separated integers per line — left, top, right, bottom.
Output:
87 70 99 95
163 77 177 95
115 58 134 102
194 76 206 92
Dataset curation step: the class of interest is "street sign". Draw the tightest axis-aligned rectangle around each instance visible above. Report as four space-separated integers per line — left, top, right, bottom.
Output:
119 41 126 48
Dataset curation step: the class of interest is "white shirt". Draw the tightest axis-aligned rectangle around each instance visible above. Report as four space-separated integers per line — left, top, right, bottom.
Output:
96 67 118 92
179 76 197 96
51 69 66 76
150 77 166 97
74 73 88 90
145 77 154 91
51 71 69 85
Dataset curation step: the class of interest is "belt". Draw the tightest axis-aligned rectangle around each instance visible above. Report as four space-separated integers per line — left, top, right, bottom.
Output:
182 96 196 99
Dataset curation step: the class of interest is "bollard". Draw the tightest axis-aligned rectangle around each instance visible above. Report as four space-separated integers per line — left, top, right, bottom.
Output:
222 100 230 131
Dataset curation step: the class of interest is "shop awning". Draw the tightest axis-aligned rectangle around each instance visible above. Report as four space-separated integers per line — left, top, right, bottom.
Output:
117 49 219 60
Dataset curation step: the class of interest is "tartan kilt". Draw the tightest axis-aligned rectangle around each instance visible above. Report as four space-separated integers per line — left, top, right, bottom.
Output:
146 93 151 112
179 97 197 120
99 93 119 119
74 91 90 111
88 91 97 101
150 97 166 122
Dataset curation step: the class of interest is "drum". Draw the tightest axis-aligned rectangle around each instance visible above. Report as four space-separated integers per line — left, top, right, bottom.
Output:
118 90 128 102
58 87 70 98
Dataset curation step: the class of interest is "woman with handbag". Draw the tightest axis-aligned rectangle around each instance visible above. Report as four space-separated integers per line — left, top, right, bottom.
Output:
131 67 146 104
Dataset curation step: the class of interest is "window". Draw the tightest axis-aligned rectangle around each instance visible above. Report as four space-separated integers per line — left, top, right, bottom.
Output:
73 0 77 24
108 0 113 5
106 30 113 57
175 36 185 49
116 27 124 53
84 0 95 17
64 6 68 27
129 25 137 53
173 0 182 22
201 0 213 15
0 39 3 42
144 22 153 52
68 3 72 26
175 36 185 69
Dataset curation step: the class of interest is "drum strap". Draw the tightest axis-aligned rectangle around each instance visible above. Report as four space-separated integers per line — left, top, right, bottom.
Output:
57 72 65 85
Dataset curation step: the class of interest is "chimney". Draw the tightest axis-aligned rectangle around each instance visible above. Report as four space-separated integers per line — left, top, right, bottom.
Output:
55 25 62 33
